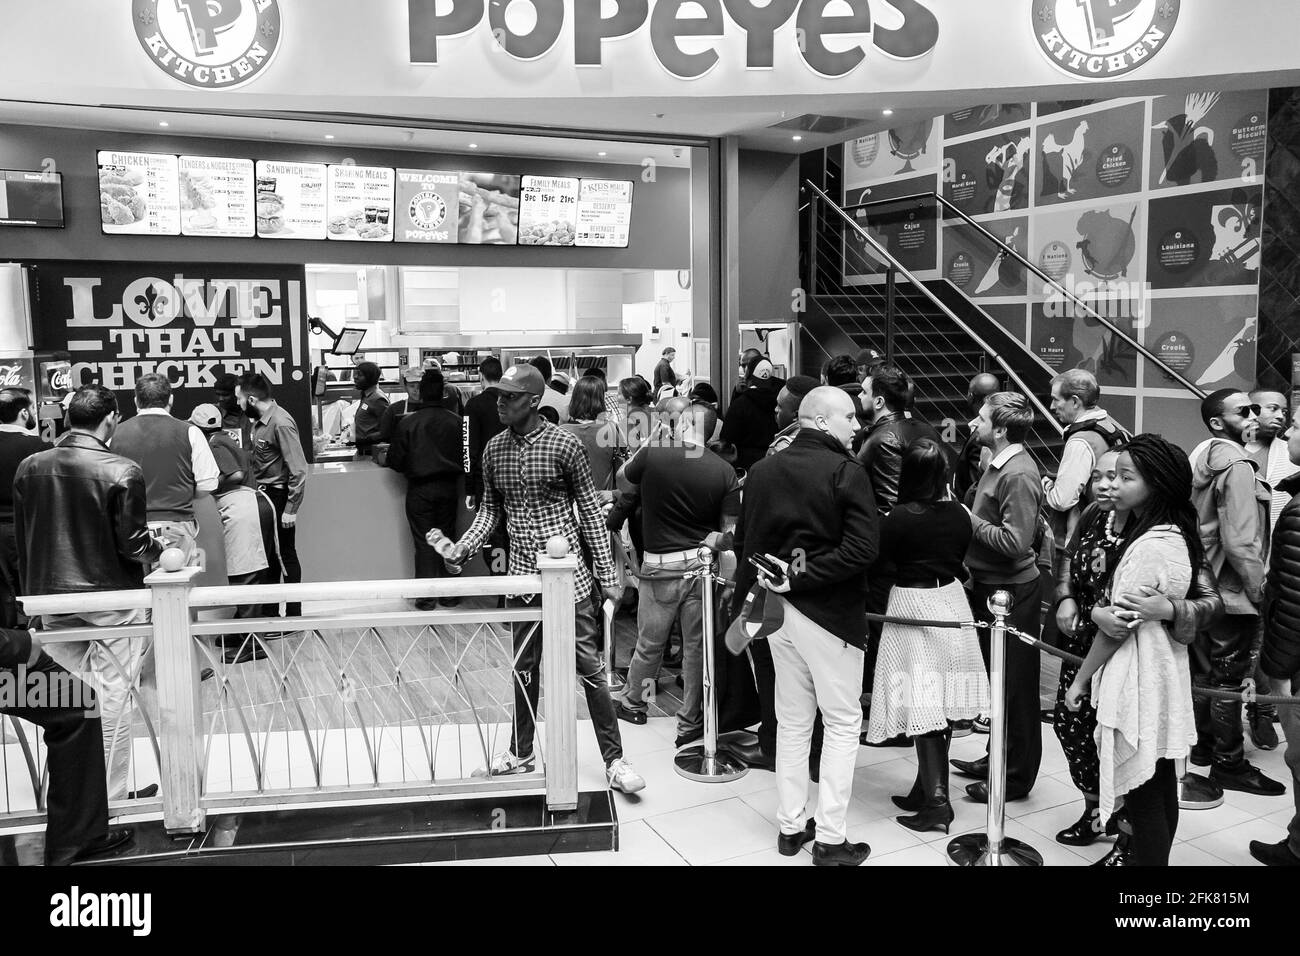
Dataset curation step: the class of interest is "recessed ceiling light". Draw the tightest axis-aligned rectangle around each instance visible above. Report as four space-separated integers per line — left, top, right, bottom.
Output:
468 143 478 149
159 121 169 127
792 135 803 142
324 133 335 140
598 151 607 157
882 108 894 116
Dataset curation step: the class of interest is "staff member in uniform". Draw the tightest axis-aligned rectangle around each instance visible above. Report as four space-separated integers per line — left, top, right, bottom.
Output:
351 361 388 457
387 369 464 610
244 373 308 619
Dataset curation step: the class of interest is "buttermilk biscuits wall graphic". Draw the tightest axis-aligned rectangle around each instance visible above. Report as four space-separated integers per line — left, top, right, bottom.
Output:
1032 0 1180 79
133 0 283 90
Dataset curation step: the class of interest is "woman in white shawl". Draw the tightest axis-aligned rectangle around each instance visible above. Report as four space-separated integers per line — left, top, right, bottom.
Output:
1064 435 1203 866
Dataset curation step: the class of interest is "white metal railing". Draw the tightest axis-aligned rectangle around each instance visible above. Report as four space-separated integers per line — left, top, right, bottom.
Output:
4 547 581 836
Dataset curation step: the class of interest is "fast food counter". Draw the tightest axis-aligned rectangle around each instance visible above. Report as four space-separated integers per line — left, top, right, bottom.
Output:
295 460 419 582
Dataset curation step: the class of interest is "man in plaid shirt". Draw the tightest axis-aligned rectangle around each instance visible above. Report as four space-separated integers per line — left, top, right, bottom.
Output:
445 363 646 794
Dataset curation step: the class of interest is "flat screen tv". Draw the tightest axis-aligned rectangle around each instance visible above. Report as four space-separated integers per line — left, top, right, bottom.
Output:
0 170 65 228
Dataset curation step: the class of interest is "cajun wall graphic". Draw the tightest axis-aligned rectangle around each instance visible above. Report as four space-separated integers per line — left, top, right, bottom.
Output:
1036 101 1146 206
942 129 1032 216
1147 185 1263 289
27 260 311 449
1148 89 1269 190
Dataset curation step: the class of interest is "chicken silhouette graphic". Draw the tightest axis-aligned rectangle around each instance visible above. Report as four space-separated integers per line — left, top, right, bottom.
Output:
1197 316 1256 388
1042 121 1090 199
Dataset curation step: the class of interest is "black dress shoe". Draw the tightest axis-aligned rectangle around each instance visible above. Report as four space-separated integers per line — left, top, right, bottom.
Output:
1056 805 1104 846
861 732 910 748
778 818 816 856
223 642 268 665
730 741 775 771
73 828 134 861
1092 837 1131 867
1248 839 1300 866
126 784 159 800
965 781 1029 803
1211 762 1287 797
951 756 989 780
675 728 704 749
1248 709 1280 751
812 839 871 866
613 701 647 725
200 668 215 682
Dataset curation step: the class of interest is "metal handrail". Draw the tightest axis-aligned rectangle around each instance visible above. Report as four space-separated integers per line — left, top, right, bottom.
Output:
805 181 1064 437
843 188 1206 398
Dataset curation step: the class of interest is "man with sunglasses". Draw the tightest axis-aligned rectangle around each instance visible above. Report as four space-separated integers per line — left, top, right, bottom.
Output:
1188 389 1285 796
439 363 645 795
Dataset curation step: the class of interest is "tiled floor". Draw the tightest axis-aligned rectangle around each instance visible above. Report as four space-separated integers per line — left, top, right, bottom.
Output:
430 715 1295 866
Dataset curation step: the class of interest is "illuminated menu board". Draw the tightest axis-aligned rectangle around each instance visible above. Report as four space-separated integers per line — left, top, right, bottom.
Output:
576 179 633 248
97 150 181 235
178 155 255 237
518 175 579 246
394 168 459 243
255 160 327 240
326 164 396 241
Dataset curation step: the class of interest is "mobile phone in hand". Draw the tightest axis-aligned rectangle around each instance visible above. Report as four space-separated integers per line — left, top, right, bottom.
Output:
748 553 786 585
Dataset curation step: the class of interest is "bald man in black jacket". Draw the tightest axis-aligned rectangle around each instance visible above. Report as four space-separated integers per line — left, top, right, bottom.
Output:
0 627 132 865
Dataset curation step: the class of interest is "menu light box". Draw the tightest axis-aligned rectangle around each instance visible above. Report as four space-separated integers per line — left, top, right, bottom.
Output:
179 155 255 238
0 170 64 228
518 175 579 246
576 179 634 248
255 160 328 240
97 150 181 236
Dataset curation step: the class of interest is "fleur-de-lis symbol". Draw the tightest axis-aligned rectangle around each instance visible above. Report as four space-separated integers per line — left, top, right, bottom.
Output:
134 283 168 320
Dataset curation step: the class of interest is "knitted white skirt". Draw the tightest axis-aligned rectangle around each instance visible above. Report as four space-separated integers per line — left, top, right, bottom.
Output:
865 581 991 741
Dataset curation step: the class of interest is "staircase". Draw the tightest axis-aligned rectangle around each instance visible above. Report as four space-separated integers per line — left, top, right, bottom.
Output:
799 182 1205 477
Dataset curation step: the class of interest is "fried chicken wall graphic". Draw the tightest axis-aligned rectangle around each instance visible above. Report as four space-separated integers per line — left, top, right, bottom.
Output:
1155 92 1220 186
1041 121 1091 200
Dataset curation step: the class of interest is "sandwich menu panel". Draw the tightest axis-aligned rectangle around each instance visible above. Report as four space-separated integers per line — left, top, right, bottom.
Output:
255 160 327 240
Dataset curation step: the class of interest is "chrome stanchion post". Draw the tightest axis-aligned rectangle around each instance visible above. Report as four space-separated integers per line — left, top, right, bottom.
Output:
948 590 1042 866
675 547 747 783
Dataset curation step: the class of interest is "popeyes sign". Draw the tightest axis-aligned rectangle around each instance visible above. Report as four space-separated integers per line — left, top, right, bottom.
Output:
408 0 943 78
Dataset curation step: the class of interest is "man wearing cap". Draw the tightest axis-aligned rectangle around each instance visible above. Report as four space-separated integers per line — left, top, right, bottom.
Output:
767 376 820 457
350 361 389 457
854 348 884 382
653 347 678 396
189 404 273 654
721 355 782 471
379 366 429 445
387 369 465 610
440 363 646 794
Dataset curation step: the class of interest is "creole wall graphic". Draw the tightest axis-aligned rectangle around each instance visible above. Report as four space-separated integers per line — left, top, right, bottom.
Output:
1035 101 1146 207
27 260 311 450
942 129 1032 216
941 215 1029 298
1144 295 1258 391
1147 185 1263 289
1148 89 1269 190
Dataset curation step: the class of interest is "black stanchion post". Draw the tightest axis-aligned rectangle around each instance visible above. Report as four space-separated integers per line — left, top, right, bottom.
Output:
675 547 748 783
948 590 1043 866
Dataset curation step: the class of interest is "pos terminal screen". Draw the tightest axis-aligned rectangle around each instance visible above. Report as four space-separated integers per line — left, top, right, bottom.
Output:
332 327 367 356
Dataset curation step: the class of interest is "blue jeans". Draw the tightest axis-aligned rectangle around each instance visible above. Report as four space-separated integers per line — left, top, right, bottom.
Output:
623 557 705 736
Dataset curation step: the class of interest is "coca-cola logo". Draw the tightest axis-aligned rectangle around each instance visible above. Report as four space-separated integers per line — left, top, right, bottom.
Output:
0 365 23 388
48 368 72 391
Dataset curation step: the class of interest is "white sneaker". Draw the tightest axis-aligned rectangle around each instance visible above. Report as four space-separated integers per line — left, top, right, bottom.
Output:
606 758 646 794
472 751 536 777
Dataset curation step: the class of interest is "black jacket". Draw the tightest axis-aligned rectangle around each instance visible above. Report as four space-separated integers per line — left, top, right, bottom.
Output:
856 411 947 515
1263 473 1300 679
386 405 464 484
0 626 32 669
732 429 880 647
12 433 162 597
721 383 780 472
464 389 506 500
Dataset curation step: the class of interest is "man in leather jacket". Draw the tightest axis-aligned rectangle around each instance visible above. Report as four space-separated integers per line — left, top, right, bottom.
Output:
856 365 947 517
12 384 163 802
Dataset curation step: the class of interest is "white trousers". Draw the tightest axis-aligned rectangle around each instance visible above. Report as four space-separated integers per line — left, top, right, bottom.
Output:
768 598 864 846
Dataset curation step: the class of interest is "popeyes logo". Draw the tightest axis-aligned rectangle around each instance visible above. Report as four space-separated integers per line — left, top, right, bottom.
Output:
133 0 283 90
1033 0 1180 79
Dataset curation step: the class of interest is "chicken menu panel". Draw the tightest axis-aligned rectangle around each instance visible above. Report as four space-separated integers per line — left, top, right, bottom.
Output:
97 150 181 236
